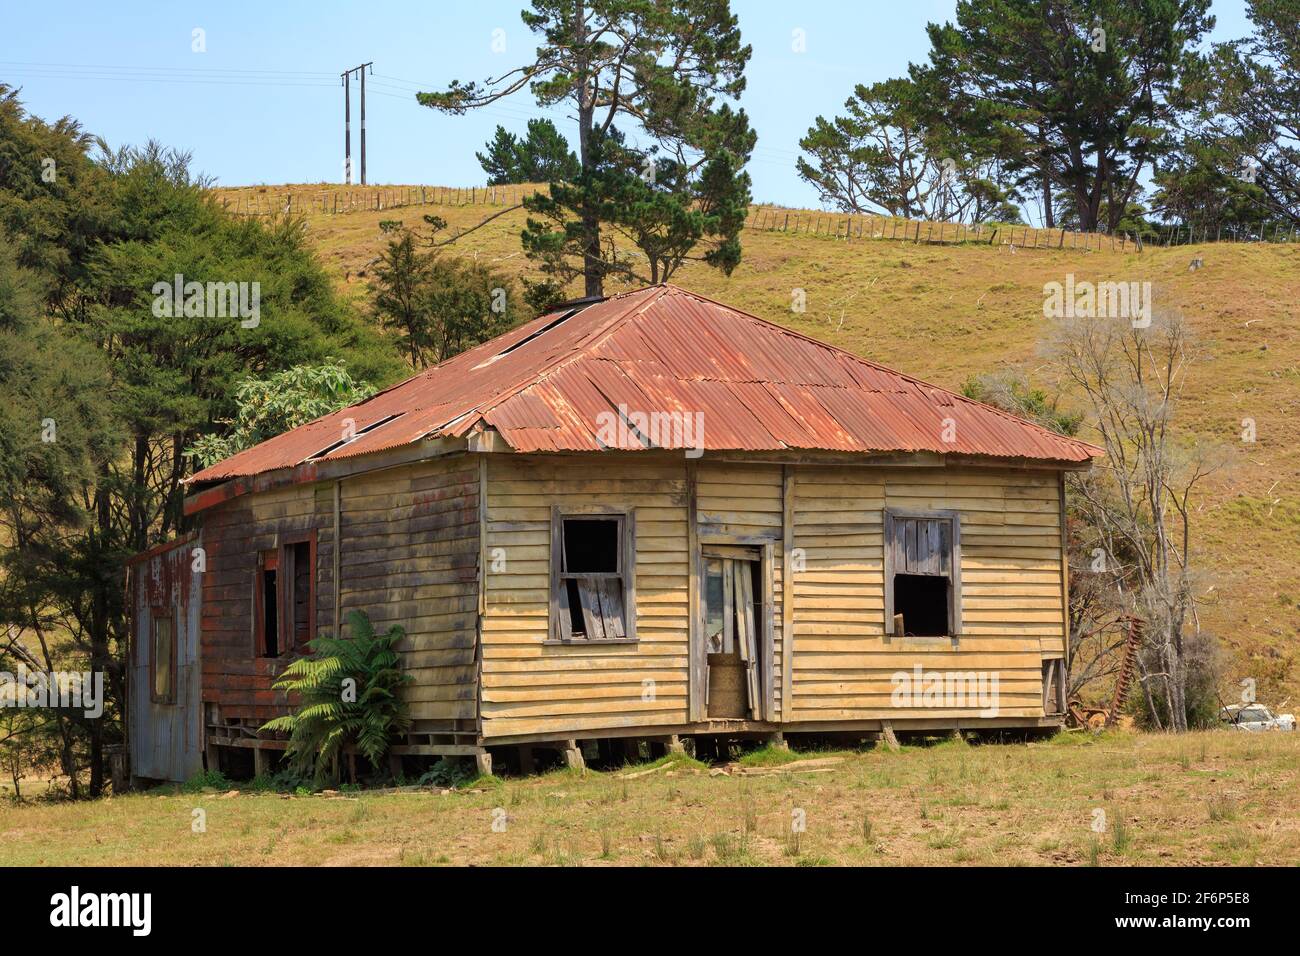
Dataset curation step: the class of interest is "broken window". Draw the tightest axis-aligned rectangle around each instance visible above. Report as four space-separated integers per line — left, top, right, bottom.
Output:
884 511 962 638
552 512 635 642
254 534 316 658
151 611 175 704
256 550 279 657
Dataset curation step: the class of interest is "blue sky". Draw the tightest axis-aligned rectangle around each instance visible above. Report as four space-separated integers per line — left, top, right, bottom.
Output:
3 0 1253 209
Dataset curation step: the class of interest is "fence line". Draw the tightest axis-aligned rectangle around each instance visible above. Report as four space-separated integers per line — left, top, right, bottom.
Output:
218 185 1298 251
741 205 1300 251
218 184 533 218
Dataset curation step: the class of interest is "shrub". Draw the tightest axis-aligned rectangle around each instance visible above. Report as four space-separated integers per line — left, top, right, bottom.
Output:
260 610 412 786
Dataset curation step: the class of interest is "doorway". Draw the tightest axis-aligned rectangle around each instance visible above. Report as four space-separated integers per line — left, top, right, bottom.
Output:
702 547 764 719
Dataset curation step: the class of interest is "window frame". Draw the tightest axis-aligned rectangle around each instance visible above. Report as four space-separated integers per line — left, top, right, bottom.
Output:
150 608 177 705
253 548 280 658
547 506 637 645
253 531 318 659
882 508 963 644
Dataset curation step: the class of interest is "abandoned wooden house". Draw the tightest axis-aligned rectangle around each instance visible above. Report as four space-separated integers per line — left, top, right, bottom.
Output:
127 284 1101 781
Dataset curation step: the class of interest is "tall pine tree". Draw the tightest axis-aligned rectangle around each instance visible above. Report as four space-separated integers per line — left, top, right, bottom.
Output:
419 0 754 297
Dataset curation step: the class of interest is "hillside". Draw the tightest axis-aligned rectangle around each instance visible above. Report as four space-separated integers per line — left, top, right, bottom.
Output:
215 184 1300 703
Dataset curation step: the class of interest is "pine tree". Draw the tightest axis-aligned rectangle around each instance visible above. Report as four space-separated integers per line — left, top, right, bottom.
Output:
477 119 580 185
420 0 754 297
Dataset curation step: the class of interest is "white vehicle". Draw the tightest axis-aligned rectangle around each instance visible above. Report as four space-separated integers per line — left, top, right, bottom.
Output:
1219 704 1296 732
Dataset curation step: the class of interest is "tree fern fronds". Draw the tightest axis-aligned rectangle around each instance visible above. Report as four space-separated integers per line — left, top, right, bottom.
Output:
258 609 413 786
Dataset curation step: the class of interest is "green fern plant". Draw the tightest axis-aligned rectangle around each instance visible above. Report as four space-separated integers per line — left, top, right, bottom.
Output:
260 610 412 785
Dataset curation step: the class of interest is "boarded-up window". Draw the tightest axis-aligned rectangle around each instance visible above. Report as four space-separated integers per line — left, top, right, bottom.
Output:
281 535 316 652
151 611 175 704
551 511 636 642
884 511 962 637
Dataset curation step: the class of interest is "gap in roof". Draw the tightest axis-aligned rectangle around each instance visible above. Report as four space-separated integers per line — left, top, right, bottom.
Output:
472 306 584 370
305 413 403 462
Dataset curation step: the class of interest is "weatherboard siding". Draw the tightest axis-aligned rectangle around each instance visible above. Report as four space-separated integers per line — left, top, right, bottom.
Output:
480 454 691 739
787 466 1063 721
200 482 320 724
335 457 480 730
199 455 479 732
198 451 1064 740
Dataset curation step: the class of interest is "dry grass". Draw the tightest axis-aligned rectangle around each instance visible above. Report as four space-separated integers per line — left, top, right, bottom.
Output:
2 730 1296 866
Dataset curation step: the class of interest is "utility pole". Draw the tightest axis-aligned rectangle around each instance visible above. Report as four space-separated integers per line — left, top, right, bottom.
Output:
342 71 351 184
340 62 373 185
360 66 368 186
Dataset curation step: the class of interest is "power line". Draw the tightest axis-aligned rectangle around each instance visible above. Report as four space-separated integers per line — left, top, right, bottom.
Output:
0 59 335 77
4 59 802 175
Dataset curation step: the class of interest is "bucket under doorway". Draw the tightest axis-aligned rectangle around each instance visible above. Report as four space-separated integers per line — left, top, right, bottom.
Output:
703 550 763 719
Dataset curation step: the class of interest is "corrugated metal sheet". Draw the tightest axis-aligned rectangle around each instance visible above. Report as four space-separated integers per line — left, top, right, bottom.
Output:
128 536 204 782
189 284 1100 483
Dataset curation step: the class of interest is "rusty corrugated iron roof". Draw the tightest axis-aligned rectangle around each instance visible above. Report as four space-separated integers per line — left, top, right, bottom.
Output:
188 284 1100 483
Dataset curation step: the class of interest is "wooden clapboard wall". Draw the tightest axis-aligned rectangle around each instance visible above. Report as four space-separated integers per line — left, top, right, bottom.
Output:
788 466 1063 720
479 454 691 739
335 456 480 732
204 452 1064 738
200 482 321 725
199 455 479 733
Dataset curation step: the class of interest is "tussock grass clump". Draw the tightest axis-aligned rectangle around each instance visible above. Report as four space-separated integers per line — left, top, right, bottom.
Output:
1207 793 1236 822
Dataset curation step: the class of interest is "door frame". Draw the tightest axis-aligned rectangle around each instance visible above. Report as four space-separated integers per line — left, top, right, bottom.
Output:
691 536 775 722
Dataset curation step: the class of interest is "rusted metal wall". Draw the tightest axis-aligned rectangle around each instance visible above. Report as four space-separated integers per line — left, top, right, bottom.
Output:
128 536 204 782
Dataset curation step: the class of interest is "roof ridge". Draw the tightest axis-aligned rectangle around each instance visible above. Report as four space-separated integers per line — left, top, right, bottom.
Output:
657 284 1103 458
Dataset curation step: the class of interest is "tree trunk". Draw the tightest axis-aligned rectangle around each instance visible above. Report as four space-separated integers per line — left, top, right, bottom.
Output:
574 1 602 298
1042 168 1054 229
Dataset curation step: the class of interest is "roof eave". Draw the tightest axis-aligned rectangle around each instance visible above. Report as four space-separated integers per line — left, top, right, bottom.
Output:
183 435 470 516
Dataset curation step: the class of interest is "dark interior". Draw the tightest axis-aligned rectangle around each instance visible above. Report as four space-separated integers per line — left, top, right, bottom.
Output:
893 573 949 636
261 568 279 656
563 518 619 573
564 579 586 635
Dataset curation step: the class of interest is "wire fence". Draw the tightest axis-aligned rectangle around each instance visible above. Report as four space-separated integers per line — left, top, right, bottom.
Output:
217 184 1298 251
217 183 535 217
741 205 1300 252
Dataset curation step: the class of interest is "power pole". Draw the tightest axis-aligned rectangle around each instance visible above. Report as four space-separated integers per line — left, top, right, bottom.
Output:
340 62 373 185
360 66 368 185
342 71 351 184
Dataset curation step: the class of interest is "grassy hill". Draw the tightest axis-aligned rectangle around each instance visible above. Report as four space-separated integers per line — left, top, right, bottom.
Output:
215 184 1300 704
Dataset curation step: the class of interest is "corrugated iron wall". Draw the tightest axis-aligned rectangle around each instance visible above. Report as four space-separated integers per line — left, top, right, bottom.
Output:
128 537 204 782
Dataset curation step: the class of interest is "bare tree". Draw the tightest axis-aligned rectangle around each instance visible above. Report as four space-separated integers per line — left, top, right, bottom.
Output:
1043 306 1224 731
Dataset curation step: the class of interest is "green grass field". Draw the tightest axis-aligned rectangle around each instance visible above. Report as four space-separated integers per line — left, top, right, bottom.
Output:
2 730 1295 866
